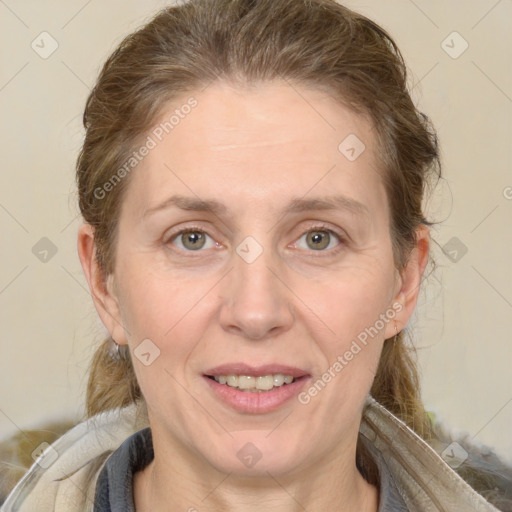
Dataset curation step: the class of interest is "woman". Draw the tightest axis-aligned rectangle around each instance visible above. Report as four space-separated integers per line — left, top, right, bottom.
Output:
2 0 504 510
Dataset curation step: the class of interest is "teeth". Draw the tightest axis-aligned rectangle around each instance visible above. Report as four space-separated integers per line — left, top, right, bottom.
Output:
213 374 296 391
273 374 285 387
226 375 237 387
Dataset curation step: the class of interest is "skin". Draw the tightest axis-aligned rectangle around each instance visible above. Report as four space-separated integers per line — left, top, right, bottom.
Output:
78 80 429 511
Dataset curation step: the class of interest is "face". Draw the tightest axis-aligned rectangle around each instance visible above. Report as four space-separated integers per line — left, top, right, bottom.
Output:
81 80 427 480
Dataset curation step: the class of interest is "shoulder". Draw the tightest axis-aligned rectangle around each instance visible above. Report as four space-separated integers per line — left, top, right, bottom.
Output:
94 426 153 510
361 396 506 512
1 401 149 512
3 398 508 512
429 420 512 512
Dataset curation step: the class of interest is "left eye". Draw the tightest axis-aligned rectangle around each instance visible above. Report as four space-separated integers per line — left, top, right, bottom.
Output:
295 229 342 251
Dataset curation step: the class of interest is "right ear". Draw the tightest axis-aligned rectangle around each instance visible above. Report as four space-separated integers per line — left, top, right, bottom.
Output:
77 223 128 346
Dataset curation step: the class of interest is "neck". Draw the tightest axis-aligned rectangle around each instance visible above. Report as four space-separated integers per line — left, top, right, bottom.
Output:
134 435 379 512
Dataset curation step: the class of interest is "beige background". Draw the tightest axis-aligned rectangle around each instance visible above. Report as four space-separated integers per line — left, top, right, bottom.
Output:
0 0 511 461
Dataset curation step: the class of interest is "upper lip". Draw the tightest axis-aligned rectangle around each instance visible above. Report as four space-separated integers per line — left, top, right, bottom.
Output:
204 363 310 378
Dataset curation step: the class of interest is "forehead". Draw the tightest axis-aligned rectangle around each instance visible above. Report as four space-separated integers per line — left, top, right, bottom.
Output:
154 80 375 159
123 80 386 221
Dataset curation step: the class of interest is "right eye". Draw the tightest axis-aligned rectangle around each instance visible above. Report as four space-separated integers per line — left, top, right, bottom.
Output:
166 228 217 252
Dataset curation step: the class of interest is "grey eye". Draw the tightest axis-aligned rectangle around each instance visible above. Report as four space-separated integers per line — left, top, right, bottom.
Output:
296 229 341 251
172 230 215 251
306 231 331 250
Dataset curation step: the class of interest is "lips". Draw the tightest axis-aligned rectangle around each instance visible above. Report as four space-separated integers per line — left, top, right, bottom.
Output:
201 363 311 413
203 363 310 379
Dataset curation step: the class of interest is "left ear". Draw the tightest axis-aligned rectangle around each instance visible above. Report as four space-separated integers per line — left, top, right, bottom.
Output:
384 224 430 339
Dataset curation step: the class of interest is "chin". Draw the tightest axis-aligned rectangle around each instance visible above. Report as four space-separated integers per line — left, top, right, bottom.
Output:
201 431 306 477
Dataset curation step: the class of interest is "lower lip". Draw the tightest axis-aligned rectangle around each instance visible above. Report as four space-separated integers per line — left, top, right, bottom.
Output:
203 376 310 414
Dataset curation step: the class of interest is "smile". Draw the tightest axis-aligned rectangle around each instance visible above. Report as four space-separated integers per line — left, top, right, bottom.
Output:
208 373 295 392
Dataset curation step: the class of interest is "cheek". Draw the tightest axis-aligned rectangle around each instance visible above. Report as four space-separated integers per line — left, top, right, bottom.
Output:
115 265 216 367
297 274 393 421
302 259 396 383
115 247 187 327
306 258 396 335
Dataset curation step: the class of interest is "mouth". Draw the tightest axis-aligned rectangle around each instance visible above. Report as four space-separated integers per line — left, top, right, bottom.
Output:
204 374 305 392
202 364 311 413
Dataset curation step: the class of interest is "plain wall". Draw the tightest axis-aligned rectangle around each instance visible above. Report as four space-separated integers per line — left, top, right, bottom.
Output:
0 0 511 460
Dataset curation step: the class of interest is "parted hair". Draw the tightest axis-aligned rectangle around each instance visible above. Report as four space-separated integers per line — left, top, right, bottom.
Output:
78 0 440 448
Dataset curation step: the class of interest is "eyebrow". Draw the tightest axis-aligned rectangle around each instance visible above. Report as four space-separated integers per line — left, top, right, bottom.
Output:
143 194 370 220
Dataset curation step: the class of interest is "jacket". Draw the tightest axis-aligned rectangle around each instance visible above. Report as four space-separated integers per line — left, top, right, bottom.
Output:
0 396 501 512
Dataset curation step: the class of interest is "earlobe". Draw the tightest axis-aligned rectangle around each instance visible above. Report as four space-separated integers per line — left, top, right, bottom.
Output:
385 225 430 339
77 223 128 345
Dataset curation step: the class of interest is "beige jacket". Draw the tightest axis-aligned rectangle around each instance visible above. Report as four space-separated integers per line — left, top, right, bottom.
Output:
1 396 500 512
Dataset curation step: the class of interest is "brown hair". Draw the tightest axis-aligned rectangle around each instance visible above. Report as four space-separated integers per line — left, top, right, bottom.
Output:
78 0 440 444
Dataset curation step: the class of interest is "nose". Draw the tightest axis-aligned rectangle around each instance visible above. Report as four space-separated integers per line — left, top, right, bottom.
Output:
218 243 295 341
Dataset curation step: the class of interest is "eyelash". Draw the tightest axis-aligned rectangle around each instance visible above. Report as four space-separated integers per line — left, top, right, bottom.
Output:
165 223 347 256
